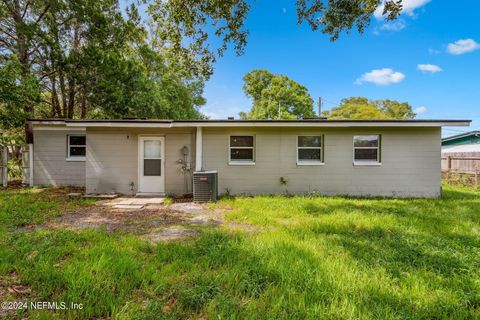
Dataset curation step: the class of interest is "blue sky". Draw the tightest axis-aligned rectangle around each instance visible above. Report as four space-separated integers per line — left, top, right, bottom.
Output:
124 0 480 136
196 0 480 137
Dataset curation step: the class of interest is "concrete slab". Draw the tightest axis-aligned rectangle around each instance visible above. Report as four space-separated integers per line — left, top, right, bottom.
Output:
107 197 165 206
113 204 144 210
84 194 119 199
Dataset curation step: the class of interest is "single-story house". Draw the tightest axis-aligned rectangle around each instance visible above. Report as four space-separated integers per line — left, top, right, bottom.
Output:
29 118 470 198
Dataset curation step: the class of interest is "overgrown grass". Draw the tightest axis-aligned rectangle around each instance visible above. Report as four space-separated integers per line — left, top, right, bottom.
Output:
0 187 94 228
0 185 479 319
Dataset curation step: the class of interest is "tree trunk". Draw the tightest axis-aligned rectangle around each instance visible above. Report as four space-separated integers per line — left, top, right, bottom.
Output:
66 23 81 119
81 88 87 118
58 65 68 118
12 0 34 140
50 75 62 117
67 77 75 119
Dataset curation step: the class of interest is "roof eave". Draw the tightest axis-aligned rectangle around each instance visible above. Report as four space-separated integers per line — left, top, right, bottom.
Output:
67 121 471 128
29 119 472 128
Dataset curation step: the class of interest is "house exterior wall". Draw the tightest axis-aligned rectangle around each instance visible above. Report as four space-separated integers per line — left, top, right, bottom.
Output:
202 127 442 197
33 129 86 186
85 128 194 195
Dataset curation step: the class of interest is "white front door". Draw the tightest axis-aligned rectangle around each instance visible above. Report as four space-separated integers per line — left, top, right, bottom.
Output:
138 136 165 194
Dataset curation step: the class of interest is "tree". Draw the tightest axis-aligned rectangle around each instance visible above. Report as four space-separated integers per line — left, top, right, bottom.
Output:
0 0 207 140
241 70 315 120
148 0 403 78
323 97 416 120
0 57 40 130
376 99 415 119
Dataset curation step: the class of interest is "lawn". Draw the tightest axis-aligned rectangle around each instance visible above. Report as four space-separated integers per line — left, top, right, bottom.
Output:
0 185 479 319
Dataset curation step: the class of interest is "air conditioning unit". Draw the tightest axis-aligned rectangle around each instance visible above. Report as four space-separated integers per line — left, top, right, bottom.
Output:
193 171 218 203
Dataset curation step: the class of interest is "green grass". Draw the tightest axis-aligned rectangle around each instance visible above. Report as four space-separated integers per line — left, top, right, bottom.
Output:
0 187 94 229
0 185 479 319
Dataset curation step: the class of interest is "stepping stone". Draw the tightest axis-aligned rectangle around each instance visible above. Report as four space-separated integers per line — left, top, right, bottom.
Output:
68 193 82 198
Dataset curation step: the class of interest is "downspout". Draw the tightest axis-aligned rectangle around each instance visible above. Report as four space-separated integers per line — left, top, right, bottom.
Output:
195 127 203 171
29 143 33 186
1 144 7 187
27 123 34 186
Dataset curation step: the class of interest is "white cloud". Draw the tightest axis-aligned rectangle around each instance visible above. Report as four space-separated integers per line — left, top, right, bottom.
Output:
414 106 427 114
417 64 443 73
447 39 480 55
375 0 431 19
355 68 406 86
428 48 440 55
380 20 406 31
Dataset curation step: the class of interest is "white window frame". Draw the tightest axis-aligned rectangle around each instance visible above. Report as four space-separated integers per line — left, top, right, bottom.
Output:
353 134 381 166
67 135 86 161
228 135 255 165
297 135 324 166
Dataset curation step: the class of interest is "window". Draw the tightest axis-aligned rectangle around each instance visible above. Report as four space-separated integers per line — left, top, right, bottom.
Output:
353 135 381 164
229 136 254 164
67 135 86 160
143 140 162 176
297 136 323 164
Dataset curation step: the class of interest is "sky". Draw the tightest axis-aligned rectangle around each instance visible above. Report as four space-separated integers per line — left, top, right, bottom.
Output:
124 0 480 137
194 0 480 137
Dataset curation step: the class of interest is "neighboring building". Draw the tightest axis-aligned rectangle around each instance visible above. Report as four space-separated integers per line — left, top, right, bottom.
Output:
29 119 470 198
442 131 480 148
442 131 480 172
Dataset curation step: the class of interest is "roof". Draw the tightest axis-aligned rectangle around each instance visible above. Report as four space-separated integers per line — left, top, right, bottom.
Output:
29 118 471 128
441 130 480 142
442 144 480 153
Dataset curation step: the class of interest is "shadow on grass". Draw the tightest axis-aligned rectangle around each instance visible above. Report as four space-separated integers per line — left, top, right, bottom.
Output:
286 221 479 317
2 227 453 319
441 188 480 200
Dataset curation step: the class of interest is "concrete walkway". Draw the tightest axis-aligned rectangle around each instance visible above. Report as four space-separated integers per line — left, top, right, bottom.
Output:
97 197 165 209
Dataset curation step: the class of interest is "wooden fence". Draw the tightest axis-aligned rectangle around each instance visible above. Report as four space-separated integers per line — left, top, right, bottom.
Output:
441 152 480 186
441 152 480 172
0 144 32 187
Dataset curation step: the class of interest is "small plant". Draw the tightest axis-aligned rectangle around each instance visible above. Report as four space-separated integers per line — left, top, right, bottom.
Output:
279 177 288 185
7 158 22 180
129 181 135 195
220 188 234 199
163 197 174 205
304 190 322 198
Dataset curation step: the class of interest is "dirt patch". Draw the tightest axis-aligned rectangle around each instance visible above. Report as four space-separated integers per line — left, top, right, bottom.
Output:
0 272 35 318
31 199 253 242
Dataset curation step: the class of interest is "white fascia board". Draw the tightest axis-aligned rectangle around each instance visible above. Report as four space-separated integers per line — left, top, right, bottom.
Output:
172 121 471 128
30 120 66 125
33 125 85 131
66 122 173 128
51 120 471 128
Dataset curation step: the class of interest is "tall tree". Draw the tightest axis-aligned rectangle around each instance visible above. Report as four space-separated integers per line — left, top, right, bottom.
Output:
148 0 403 79
241 70 315 120
323 97 416 120
0 0 207 142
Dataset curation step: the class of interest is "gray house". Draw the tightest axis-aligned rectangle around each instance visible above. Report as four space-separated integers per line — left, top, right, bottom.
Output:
29 119 470 198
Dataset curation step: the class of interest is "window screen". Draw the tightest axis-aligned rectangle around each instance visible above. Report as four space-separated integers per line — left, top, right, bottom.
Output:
353 135 380 163
68 135 86 157
298 136 322 162
230 136 254 162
